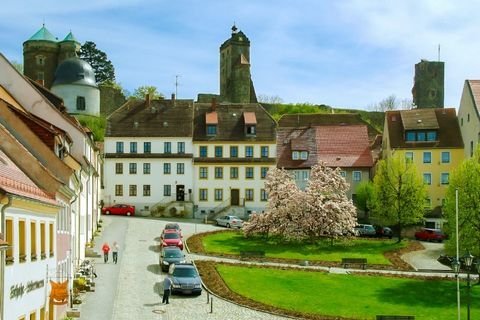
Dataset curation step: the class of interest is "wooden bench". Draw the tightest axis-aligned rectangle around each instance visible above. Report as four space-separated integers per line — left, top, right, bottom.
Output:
376 316 415 320
341 258 367 269
240 251 265 260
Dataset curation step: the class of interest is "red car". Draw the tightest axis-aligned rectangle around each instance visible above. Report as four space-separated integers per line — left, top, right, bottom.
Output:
101 204 135 216
161 230 184 250
414 228 447 242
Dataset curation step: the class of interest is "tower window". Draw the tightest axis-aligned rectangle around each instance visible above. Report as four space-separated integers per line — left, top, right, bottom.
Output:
36 72 44 81
76 96 86 110
35 55 45 66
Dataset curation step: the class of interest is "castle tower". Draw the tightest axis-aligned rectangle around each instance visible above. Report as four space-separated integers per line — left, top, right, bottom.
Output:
219 25 257 103
412 59 445 109
58 32 81 64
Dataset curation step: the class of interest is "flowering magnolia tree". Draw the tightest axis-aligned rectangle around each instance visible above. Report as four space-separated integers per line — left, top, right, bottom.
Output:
243 164 357 242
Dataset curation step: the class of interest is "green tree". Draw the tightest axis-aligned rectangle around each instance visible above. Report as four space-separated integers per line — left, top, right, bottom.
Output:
79 41 115 84
354 181 375 220
131 85 164 100
443 148 480 256
371 155 427 242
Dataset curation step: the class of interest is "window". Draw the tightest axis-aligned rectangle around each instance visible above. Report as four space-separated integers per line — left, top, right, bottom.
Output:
199 167 208 179
215 167 223 179
246 125 256 135
76 96 86 110
468 113 470 122
5 218 13 263
37 71 44 81
424 197 431 208
245 146 253 158
340 171 347 178
471 141 474 157
214 189 223 201
164 185 171 196
441 173 449 185
423 152 431 164
49 223 54 257
246 167 254 179
115 163 123 174
261 167 268 179
163 163 171 174
261 189 268 201
116 142 124 153
19 220 26 262
353 171 362 182
300 151 308 160
177 142 185 154
405 152 414 163
36 55 45 65
230 167 239 179
129 163 137 174
199 188 208 201
115 184 123 196
461 118 464 126
31 221 37 260
143 163 151 174
207 125 217 135
129 185 137 196
245 189 254 201
164 142 171 154
177 163 185 174
423 173 432 185
40 222 46 259
130 142 137 153
417 132 426 141
441 152 450 163
230 146 238 158
143 185 151 196
215 146 223 158
144 142 151 153
261 146 269 158
405 131 416 141
199 146 208 157
292 151 299 160
427 131 437 141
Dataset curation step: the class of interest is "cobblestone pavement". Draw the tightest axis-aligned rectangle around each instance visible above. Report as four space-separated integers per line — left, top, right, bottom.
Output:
79 216 455 320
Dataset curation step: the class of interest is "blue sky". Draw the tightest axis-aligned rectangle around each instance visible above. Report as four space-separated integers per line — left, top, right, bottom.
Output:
1 0 479 109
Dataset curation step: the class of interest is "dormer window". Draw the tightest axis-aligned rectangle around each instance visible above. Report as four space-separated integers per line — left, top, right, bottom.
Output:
207 125 217 136
405 130 438 142
292 151 308 160
206 111 218 136
243 112 257 136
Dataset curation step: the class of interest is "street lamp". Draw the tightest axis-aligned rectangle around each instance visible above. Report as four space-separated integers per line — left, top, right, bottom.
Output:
453 251 480 320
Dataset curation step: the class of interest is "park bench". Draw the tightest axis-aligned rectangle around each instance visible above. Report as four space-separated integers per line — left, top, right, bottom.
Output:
376 316 415 320
341 258 367 269
240 250 265 261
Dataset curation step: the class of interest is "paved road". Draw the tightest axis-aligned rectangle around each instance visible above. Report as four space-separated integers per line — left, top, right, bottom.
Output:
402 241 452 271
79 216 288 320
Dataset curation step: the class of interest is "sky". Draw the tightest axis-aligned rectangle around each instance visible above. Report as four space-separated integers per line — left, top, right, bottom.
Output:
1 0 479 110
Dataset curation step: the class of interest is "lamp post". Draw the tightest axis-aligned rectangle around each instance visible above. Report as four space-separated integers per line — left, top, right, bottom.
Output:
453 251 480 320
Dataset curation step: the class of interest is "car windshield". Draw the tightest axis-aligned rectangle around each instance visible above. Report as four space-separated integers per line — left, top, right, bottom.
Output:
229 216 240 220
165 250 183 258
173 267 197 277
164 233 180 239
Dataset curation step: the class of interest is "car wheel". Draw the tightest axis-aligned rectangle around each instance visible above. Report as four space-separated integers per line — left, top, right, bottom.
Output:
126 212 131 216
105 211 111 215
226 223 231 228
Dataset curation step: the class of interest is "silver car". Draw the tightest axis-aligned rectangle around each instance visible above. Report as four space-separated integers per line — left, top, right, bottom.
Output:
215 215 243 228
354 224 376 237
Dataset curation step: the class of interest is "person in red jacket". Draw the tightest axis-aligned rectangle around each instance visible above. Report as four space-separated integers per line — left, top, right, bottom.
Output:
102 242 110 263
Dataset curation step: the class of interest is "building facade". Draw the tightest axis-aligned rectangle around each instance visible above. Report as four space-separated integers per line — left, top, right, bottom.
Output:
458 80 480 158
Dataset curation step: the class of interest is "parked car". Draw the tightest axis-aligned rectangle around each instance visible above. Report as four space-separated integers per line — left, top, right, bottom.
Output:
169 263 202 295
163 223 181 235
374 226 393 239
415 228 447 242
159 246 186 272
101 204 135 216
216 215 243 228
161 230 184 250
354 224 376 237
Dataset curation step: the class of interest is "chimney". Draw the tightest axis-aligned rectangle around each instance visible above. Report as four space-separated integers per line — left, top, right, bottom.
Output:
211 97 217 111
146 93 151 108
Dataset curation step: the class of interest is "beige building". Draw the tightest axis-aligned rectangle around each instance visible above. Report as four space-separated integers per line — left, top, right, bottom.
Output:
458 80 480 158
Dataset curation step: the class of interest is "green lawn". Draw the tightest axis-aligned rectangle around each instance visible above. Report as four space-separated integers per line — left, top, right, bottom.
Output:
202 231 406 264
217 264 480 319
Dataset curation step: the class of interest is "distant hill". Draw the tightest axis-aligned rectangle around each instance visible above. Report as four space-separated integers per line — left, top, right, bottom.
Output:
260 103 385 133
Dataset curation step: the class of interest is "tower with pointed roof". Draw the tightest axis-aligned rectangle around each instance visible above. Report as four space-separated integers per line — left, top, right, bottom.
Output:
23 25 81 88
219 25 257 103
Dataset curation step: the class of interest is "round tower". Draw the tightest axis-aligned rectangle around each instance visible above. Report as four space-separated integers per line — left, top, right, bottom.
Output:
58 31 81 64
23 24 59 88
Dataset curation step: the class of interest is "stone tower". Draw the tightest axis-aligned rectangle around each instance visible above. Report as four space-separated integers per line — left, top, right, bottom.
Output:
219 25 257 103
23 25 80 88
412 59 444 109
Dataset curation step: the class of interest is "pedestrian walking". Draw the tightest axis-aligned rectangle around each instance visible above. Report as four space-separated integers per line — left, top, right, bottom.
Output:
112 241 119 264
162 277 171 304
102 242 110 263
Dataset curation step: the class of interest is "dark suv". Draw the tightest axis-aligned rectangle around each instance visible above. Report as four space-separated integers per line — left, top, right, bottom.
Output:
374 226 393 239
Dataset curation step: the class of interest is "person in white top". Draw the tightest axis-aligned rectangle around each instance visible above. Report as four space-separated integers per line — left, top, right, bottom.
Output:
112 241 119 264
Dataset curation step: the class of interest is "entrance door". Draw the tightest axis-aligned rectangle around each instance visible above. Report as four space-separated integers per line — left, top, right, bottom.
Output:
176 185 185 201
230 189 240 206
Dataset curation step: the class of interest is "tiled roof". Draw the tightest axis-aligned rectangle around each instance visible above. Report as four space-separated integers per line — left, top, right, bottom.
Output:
193 103 276 141
385 108 463 149
277 125 373 169
106 99 194 137
277 113 380 142
400 109 439 130
0 148 56 204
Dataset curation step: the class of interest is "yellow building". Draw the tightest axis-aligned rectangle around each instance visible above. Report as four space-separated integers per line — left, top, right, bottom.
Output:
382 108 464 228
